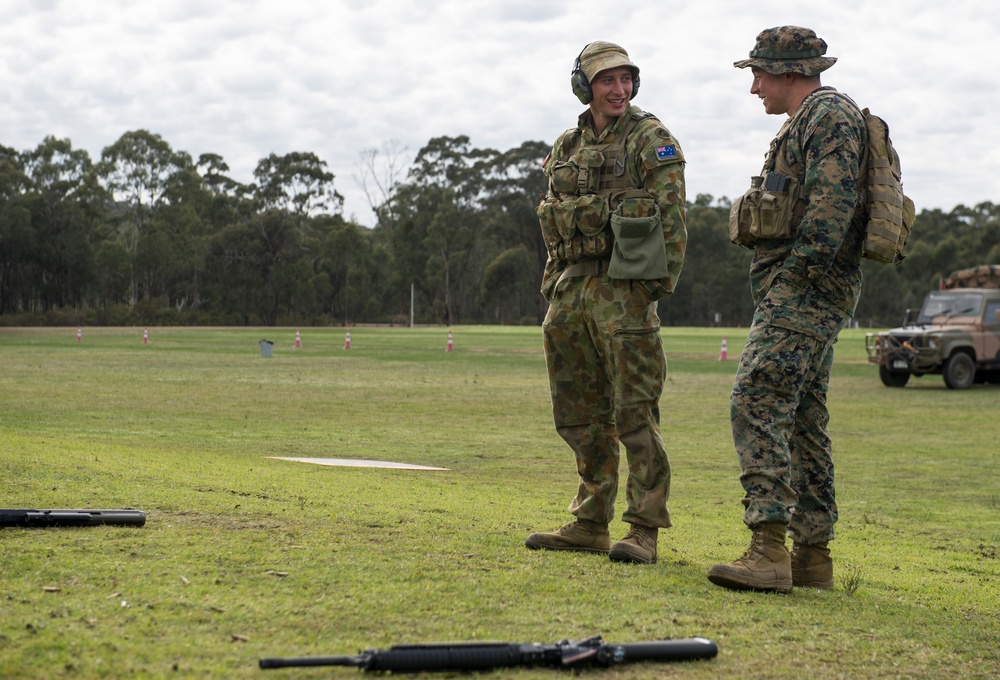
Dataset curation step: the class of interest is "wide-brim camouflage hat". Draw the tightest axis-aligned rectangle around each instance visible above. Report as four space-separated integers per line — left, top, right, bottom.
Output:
579 41 639 81
733 26 837 76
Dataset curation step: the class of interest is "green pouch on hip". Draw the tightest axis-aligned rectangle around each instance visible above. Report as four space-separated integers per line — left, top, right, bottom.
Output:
749 174 801 240
608 197 668 280
729 182 758 248
535 198 578 242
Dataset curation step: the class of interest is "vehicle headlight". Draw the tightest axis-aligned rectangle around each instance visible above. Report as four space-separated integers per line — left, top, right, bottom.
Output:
926 338 938 350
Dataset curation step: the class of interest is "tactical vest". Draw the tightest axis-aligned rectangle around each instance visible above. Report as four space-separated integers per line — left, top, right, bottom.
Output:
537 112 655 262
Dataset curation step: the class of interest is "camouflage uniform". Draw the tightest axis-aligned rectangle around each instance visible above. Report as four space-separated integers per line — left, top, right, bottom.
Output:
732 47 867 545
538 101 686 531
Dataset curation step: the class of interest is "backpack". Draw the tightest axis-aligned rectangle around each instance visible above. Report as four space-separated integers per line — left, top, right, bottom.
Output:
729 90 916 263
858 107 915 264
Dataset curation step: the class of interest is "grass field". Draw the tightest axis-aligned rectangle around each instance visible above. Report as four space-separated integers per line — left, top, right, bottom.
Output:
1 325 997 679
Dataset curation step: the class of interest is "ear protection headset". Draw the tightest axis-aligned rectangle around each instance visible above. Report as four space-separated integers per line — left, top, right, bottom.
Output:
570 42 640 105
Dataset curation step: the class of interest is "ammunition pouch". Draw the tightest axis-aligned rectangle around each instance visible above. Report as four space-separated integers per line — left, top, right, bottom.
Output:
729 185 755 249
729 173 804 248
548 147 606 196
536 195 611 261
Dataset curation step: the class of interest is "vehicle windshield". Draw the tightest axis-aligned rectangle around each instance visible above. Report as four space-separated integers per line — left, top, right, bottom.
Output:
916 292 983 324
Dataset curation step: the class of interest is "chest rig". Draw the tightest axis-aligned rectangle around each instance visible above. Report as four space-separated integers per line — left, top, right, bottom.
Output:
728 91 831 249
536 112 653 262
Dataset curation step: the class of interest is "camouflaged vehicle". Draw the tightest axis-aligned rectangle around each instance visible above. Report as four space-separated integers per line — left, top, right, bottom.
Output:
865 266 1000 389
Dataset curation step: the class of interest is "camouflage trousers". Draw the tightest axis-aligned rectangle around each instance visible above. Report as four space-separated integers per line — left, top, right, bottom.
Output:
731 301 850 544
542 273 671 529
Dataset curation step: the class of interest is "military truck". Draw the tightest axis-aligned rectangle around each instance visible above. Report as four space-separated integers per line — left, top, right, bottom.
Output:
865 265 1000 389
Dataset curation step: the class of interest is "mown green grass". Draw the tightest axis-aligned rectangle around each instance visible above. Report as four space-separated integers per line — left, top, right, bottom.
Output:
1 325 997 679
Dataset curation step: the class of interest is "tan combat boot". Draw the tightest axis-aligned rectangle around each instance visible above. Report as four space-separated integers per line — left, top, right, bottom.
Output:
707 523 792 594
608 524 658 564
791 541 834 589
525 519 610 554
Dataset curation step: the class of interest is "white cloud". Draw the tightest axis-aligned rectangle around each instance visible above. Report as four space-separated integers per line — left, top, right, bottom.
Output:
2 0 998 226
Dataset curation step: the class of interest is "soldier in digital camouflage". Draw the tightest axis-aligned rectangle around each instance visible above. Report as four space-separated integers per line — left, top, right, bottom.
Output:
524 41 686 565
708 26 868 593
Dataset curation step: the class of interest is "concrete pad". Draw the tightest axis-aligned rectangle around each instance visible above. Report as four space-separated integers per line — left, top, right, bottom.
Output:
265 457 449 471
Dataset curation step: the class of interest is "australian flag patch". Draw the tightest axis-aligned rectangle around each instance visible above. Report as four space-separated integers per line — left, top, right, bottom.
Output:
656 144 676 161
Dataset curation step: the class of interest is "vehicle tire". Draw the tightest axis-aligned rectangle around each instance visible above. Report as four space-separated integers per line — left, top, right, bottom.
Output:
943 352 976 390
879 364 911 388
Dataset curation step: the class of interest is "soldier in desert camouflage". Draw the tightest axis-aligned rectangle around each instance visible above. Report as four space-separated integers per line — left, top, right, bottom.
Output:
709 27 868 593
525 41 686 565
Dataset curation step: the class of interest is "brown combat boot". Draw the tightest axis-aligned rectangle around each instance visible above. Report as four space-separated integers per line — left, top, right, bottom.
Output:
608 524 658 564
707 523 792 594
525 519 610 554
791 541 834 589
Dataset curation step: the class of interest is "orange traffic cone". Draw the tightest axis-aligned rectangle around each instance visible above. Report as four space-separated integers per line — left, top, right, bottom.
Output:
446 331 454 352
142 328 149 344
294 329 302 348
344 331 351 349
719 337 728 361
76 327 82 342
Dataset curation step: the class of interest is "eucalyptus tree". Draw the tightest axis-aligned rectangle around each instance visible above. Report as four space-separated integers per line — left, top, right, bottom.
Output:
201 152 342 324
356 139 407 229
388 135 497 324
21 136 104 311
253 151 341 218
98 130 190 306
476 140 550 322
196 153 254 231
666 195 754 327
0 145 32 313
144 153 233 317
950 201 1000 263
313 216 374 325
481 245 534 324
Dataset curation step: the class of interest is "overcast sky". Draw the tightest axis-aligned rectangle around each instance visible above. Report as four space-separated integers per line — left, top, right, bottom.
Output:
3 0 997 227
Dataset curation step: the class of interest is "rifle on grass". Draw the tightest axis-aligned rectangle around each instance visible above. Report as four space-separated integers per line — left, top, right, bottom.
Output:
0 509 146 528
259 634 717 671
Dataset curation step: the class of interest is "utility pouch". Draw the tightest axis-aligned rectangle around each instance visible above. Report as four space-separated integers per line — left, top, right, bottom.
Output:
548 161 579 195
863 190 915 264
729 179 760 249
749 172 800 240
536 198 574 251
574 194 610 237
549 149 606 197
608 197 668 280
570 148 605 195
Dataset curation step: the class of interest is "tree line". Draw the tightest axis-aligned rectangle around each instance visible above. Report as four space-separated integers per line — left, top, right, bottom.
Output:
1 130 997 328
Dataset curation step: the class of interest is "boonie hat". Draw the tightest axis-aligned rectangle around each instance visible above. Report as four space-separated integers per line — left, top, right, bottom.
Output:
734 26 837 76
579 41 639 81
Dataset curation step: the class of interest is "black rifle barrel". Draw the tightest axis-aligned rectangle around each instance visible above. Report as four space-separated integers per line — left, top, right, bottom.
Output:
258 654 368 669
0 509 147 527
260 643 527 671
365 642 529 672
614 638 718 662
